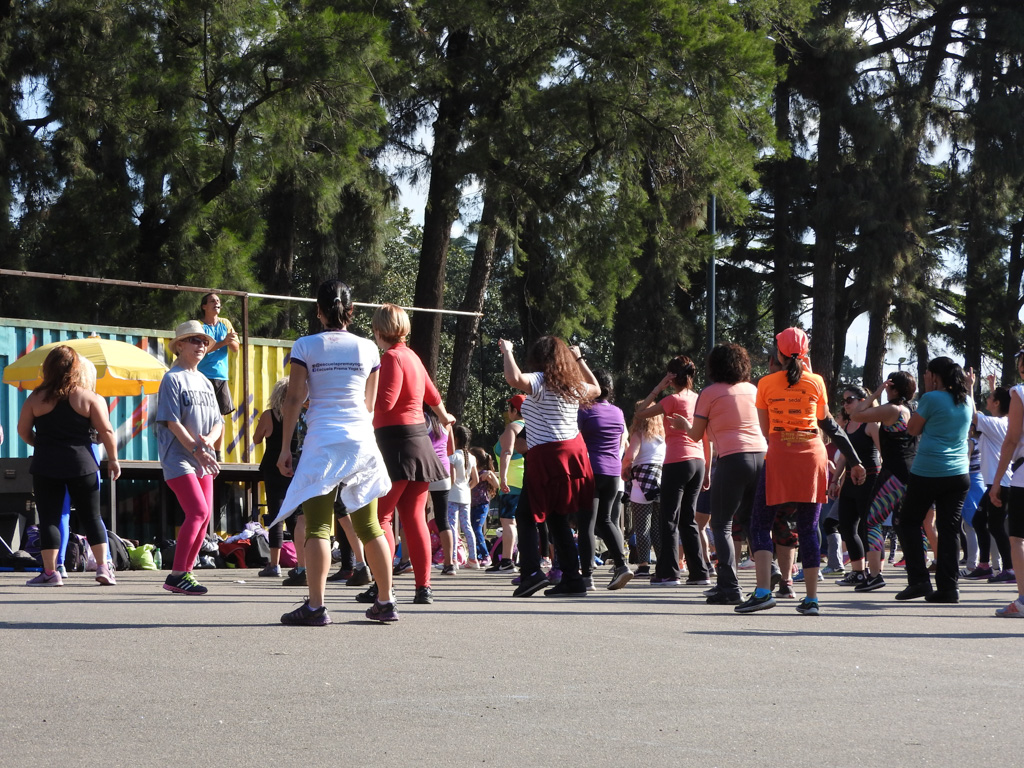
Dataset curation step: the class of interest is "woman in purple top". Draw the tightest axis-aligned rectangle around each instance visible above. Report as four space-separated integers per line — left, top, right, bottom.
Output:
577 368 633 590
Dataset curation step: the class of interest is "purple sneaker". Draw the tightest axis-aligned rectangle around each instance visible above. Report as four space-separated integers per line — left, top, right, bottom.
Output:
988 569 1016 584
547 567 562 585
26 570 63 587
281 599 332 626
365 600 399 623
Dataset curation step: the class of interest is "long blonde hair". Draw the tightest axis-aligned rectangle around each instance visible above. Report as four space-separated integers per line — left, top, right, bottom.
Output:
268 377 289 420
630 399 664 442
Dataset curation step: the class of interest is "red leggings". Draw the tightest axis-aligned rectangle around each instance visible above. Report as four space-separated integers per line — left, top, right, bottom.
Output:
377 480 431 587
167 473 214 573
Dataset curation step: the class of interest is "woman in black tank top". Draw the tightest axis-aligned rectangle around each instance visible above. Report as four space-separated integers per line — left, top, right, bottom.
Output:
17 345 121 587
831 387 880 588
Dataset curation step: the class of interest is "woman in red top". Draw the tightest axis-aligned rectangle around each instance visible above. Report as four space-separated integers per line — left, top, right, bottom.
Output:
369 304 455 606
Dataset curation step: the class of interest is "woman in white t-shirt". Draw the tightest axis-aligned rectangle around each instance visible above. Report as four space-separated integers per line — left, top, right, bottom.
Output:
447 425 480 568
272 280 394 625
498 336 600 597
621 401 666 579
988 353 1024 618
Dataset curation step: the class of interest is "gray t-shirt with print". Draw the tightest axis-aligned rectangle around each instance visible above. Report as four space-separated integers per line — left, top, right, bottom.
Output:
156 366 224 481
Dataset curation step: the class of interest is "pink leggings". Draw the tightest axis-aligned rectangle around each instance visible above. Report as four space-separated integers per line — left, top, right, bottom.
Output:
377 480 431 588
167 473 214 573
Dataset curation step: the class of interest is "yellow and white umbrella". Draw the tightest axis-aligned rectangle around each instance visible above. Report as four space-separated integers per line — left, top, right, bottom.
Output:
3 336 168 396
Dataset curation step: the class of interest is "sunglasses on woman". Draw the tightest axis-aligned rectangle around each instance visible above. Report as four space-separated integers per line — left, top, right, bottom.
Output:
186 336 209 346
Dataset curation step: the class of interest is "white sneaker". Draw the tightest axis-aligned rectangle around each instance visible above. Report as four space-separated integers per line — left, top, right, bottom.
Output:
737 558 756 570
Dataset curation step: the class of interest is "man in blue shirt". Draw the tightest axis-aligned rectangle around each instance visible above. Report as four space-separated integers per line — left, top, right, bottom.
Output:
197 293 239 457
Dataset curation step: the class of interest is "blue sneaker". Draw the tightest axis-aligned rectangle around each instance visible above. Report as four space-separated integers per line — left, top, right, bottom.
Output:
793 569 824 583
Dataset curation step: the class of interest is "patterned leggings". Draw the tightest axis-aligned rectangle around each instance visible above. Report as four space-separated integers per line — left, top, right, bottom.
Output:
866 471 906 553
629 500 661 563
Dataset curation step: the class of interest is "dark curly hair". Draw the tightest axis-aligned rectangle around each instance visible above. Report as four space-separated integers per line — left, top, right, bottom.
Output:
526 336 590 405
706 344 751 385
593 368 614 401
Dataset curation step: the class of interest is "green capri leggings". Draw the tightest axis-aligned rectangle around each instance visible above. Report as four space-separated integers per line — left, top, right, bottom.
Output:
301 491 382 543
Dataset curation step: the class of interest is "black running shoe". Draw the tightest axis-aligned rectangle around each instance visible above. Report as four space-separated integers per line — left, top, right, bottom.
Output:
413 586 433 604
163 572 208 595
734 592 776 613
282 568 307 587
543 579 588 597
355 582 379 604
326 567 353 583
280 599 332 626
512 571 550 598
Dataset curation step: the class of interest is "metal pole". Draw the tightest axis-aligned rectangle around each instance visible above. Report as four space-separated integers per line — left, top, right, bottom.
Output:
707 195 717 352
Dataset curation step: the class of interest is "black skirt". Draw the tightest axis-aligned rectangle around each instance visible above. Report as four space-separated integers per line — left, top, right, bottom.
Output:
375 423 447 484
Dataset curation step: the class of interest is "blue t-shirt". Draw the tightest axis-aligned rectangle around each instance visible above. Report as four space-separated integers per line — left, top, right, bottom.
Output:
911 390 972 477
197 318 234 381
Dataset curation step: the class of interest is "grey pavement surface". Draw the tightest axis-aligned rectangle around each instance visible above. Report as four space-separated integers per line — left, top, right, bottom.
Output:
1 565 1021 767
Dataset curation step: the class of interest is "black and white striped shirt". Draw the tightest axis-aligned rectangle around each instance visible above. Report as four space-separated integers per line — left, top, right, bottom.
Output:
519 372 581 449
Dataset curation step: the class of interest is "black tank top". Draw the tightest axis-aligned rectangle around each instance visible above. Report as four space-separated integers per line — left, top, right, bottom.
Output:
259 412 298 478
878 405 918 483
30 398 99 478
846 421 880 475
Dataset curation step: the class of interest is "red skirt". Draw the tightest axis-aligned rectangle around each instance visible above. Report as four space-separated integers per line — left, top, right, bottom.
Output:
523 433 595 523
765 431 827 506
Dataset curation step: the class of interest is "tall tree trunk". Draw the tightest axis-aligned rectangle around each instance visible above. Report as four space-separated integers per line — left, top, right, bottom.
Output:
810 89 842 393
446 188 502 417
1002 217 1024 384
862 299 891 390
261 172 298 336
770 58 798 331
409 29 472 378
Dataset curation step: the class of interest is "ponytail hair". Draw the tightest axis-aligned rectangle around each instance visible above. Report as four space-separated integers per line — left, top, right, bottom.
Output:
316 280 354 329
927 356 967 406
888 370 916 403
453 425 472 473
666 355 696 390
783 349 803 387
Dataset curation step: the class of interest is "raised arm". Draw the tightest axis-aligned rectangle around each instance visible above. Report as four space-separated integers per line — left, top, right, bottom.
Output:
498 339 532 392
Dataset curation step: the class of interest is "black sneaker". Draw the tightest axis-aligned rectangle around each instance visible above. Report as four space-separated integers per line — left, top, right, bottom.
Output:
795 597 820 616
326 567 353 583
924 589 959 604
280 599 332 626
544 579 588 597
894 583 933 601
734 592 776 613
346 565 371 587
365 600 399 622
776 580 796 599
487 558 514 573
706 591 742 605
282 568 307 587
393 560 413 577
854 573 886 592
413 586 433 604
355 582 379 604
835 570 866 587
163 572 208 595
512 571 550 598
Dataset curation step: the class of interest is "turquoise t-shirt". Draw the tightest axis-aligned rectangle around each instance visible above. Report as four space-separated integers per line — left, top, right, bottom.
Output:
911 390 972 477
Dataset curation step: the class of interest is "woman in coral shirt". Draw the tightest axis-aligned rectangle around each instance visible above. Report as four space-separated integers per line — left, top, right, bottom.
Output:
369 304 455 608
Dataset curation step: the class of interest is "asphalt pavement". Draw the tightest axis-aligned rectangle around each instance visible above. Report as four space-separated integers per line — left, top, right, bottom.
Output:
1 565 1021 767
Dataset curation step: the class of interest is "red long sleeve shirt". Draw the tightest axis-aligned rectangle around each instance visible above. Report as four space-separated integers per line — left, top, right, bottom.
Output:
372 342 441 428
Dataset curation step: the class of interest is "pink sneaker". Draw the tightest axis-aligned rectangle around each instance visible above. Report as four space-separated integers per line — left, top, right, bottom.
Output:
95 564 117 586
26 570 63 587
995 598 1024 618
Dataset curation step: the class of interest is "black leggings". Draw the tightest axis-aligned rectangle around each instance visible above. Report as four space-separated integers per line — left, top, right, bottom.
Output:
973 486 1012 566
265 474 300 549
837 474 876 562
709 451 763 596
430 489 451 533
33 473 105 551
898 472 969 593
656 459 706 581
577 473 626 574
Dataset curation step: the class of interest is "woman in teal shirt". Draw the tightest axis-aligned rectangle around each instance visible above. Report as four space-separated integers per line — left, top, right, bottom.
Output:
897 357 975 603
